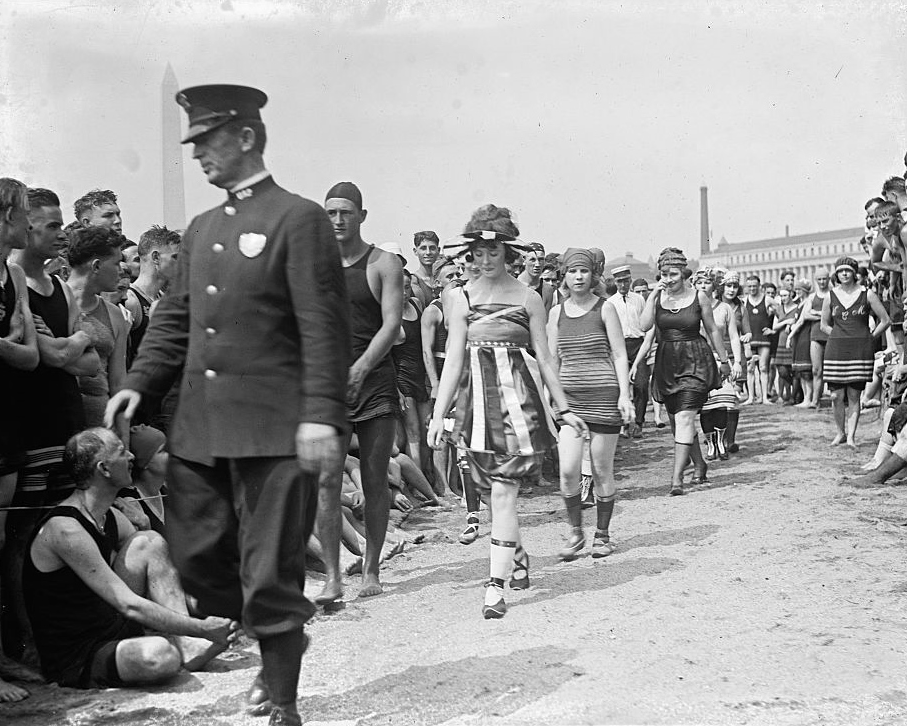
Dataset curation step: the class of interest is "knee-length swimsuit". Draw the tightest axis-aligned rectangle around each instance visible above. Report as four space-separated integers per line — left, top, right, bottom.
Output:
448 290 556 490
652 294 720 414
556 298 621 433
823 289 873 384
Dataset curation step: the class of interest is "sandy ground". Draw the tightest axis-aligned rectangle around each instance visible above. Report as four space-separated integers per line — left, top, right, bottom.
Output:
6 404 907 725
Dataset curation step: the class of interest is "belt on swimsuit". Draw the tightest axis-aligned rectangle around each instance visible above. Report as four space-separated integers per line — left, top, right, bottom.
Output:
467 340 521 348
660 330 702 342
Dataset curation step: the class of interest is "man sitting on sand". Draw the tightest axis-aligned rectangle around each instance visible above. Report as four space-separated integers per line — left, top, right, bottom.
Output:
23 428 238 688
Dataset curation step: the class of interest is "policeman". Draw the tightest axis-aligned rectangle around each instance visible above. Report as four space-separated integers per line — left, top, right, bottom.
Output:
106 84 350 726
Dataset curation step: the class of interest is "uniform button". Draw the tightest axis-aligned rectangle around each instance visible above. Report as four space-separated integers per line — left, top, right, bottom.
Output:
205 327 216 335
224 206 236 216
204 369 217 379
206 284 218 295
212 243 224 253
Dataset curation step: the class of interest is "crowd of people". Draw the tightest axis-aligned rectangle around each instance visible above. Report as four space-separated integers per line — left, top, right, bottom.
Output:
0 82 904 725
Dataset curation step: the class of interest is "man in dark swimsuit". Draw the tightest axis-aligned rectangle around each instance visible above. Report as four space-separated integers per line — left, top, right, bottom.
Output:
24 428 236 688
124 225 180 368
5 188 99 663
317 181 403 603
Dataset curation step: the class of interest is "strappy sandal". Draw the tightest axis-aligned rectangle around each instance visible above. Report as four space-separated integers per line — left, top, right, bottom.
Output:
483 578 507 619
510 546 530 590
591 532 617 558
458 513 480 545
558 530 585 561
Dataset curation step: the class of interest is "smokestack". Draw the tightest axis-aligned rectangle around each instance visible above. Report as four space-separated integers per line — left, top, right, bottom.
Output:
785 224 789 237
161 63 186 229
700 186 709 256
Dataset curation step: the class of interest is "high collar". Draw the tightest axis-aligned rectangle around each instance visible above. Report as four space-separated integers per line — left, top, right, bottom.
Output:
226 171 273 202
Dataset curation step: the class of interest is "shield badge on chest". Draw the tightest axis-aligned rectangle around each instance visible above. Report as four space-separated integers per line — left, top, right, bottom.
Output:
238 232 267 258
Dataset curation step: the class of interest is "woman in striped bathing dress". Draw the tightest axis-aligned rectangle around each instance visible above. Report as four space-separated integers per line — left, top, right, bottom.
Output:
820 256 889 447
428 205 587 619
547 248 633 561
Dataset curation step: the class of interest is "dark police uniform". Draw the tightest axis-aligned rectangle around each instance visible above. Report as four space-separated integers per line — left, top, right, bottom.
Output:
125 91 350 638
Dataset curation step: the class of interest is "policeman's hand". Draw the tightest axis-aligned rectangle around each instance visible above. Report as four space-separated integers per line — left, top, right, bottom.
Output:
113 497 150 531
427 416 445 449
618 395 634 423
346 361 369 403
105 389 143 428
200 617 241 646
295 422 343 475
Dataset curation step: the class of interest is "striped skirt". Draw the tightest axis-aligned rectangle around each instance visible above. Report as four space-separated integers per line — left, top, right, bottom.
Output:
449 343 557 456
823 333 873 384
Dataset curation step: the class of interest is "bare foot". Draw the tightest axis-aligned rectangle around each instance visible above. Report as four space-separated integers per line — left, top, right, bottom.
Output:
358 573 384 598
344 556 363 576
0 678 28 703
179 619 240 671
844 474 884 488
860 459 882 471
380 535 405 563
794 402 811 409
0 655 43 684
846 438 857 448
830 434 844 446
315 577 344 606
741 398 754 406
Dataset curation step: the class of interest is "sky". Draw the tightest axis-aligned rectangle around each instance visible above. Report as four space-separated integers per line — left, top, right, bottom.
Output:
1 0 905 269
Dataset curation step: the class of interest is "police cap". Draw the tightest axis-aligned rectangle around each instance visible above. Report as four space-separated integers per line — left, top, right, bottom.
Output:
175 84 268 144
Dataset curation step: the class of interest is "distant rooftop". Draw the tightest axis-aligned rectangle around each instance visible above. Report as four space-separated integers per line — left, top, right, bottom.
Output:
707 227 864 254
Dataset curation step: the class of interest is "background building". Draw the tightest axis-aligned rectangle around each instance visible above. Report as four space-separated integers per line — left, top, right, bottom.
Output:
697 186 865 283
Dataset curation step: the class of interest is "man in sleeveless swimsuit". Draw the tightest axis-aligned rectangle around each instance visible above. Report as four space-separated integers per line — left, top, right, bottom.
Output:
73 189 122 234
124 225 180 368
107 85 349 726
24 428 237 688
411 230 440 307
5 188 100 665
318 181 403 603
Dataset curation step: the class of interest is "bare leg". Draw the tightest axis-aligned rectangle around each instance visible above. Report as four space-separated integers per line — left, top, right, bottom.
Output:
395 453 439 505
314 433 349 606
845 385 861 447
113 530 229 671
810 341 825 407
0 473 30 702
759 347 772 404
830 388 846 445
356 415 396 597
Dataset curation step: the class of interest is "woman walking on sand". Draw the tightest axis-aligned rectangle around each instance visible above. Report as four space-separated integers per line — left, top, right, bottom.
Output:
547 248 633 561
641 248 730 495
428 205 587 619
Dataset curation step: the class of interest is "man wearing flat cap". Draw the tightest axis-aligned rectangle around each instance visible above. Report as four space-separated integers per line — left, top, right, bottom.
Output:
610 264 649 437
106 84 350 726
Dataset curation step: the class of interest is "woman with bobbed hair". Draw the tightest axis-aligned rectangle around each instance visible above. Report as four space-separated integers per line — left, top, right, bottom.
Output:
820 256 889 446
428 205 587 618
640 248 730 495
